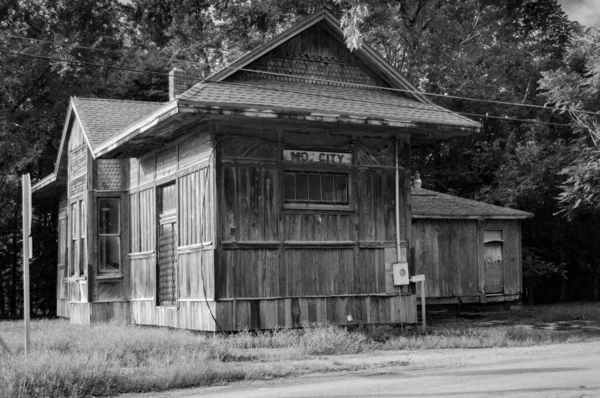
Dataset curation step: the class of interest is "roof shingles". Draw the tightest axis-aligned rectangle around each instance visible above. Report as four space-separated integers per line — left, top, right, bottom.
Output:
412 188 532 219
72 97 166 151
178 80 479 129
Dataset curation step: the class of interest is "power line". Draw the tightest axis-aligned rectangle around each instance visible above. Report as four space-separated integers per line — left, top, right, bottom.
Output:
2 34 598 117
0 48 583 127
226 67 600 117
217 80 574 128
0 48 203 80
0 33 207 68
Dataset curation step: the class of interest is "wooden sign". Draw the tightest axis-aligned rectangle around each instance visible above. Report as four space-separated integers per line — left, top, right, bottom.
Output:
283 149 352 165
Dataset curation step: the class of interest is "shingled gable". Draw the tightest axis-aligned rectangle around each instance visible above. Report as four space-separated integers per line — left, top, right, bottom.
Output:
32 97 165 195
94 9 480 159
411 187 533 219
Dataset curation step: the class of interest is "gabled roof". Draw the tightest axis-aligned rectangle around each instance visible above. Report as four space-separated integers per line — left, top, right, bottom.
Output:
411 188 533 219
32 97 165 195
206 9 432 105
72 98 166 151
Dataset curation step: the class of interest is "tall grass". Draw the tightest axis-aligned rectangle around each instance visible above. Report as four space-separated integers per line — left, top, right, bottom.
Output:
0 311 597 397
0 321 368 397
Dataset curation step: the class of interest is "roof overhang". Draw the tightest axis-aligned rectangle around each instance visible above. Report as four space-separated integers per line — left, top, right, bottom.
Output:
412 214 532 220
94 99 480 159
31 99 77 197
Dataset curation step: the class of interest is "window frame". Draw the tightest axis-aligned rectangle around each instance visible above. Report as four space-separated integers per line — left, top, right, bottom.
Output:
282 164 354 211
97 197 122 275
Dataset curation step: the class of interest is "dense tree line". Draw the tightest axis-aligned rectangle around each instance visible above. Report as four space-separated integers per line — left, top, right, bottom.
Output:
1 0 598 317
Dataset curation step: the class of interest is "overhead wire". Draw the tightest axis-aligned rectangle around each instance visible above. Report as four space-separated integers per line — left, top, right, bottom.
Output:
214 78 575 128
0 47 592 128
0 48 203 79
226 67 600 117
0 33 208 68
1 37 597 117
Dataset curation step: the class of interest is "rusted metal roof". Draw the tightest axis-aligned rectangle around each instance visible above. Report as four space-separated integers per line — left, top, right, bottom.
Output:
72 97 166 151
412 188 533 219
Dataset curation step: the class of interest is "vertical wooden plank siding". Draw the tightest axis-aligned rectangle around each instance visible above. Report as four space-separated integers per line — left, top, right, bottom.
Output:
215 128 415 328
412 219 479 299
125 129 216 329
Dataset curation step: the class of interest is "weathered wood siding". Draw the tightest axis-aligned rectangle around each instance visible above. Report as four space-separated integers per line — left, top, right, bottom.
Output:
128 128 216 330
412 218 523 303
215 123 415 329
412 219 479 300
66 118 90 306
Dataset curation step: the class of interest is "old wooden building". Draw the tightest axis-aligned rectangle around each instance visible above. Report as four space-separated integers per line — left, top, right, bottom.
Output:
411 186 532 306
33 9 480 331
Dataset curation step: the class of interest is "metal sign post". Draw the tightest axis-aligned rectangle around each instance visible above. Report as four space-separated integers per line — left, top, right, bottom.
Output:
22 174 31 355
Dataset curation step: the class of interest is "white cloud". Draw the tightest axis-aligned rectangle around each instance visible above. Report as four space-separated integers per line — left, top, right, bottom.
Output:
558 0 600 28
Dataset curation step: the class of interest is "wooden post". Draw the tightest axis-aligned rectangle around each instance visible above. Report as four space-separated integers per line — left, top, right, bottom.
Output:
22 174 31 355
421 279 426 332
411 274 426 332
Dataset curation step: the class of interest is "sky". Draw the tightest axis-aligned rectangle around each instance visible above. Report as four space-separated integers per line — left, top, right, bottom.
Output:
558 0 600 28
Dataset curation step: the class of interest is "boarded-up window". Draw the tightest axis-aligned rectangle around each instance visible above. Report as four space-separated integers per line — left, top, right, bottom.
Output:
283 172 348 204
139 188 155 252
140 155 156 184
98 198 121 273
484 230 504 294
179 167 211 246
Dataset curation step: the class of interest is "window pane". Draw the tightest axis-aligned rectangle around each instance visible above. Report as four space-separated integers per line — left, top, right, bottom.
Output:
80 238 86 275
99 198 119 234
334 174 348 203
296 173 308 200
99 236 120 272
284 172 348 204
308 174 321 201
283 172 296 200
80 200 86 238
322 174 334 202
71 204 78 237
58 219 66 266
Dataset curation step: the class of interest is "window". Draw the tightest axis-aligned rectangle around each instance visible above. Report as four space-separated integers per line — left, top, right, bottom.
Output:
79 200 86 276
58 218 67 267
70 199 86 276
98 198 121 273
283 171 348 204
70 203 78 276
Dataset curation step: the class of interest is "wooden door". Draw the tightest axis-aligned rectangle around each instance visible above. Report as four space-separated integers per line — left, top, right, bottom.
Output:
483 231 504 294
157 182 177 306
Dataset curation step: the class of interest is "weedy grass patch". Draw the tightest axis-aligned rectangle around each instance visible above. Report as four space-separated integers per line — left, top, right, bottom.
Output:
1 304 599 397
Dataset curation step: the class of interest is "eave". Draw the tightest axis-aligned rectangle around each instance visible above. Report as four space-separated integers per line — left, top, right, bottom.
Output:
412 214 532 220
94 100 480 159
